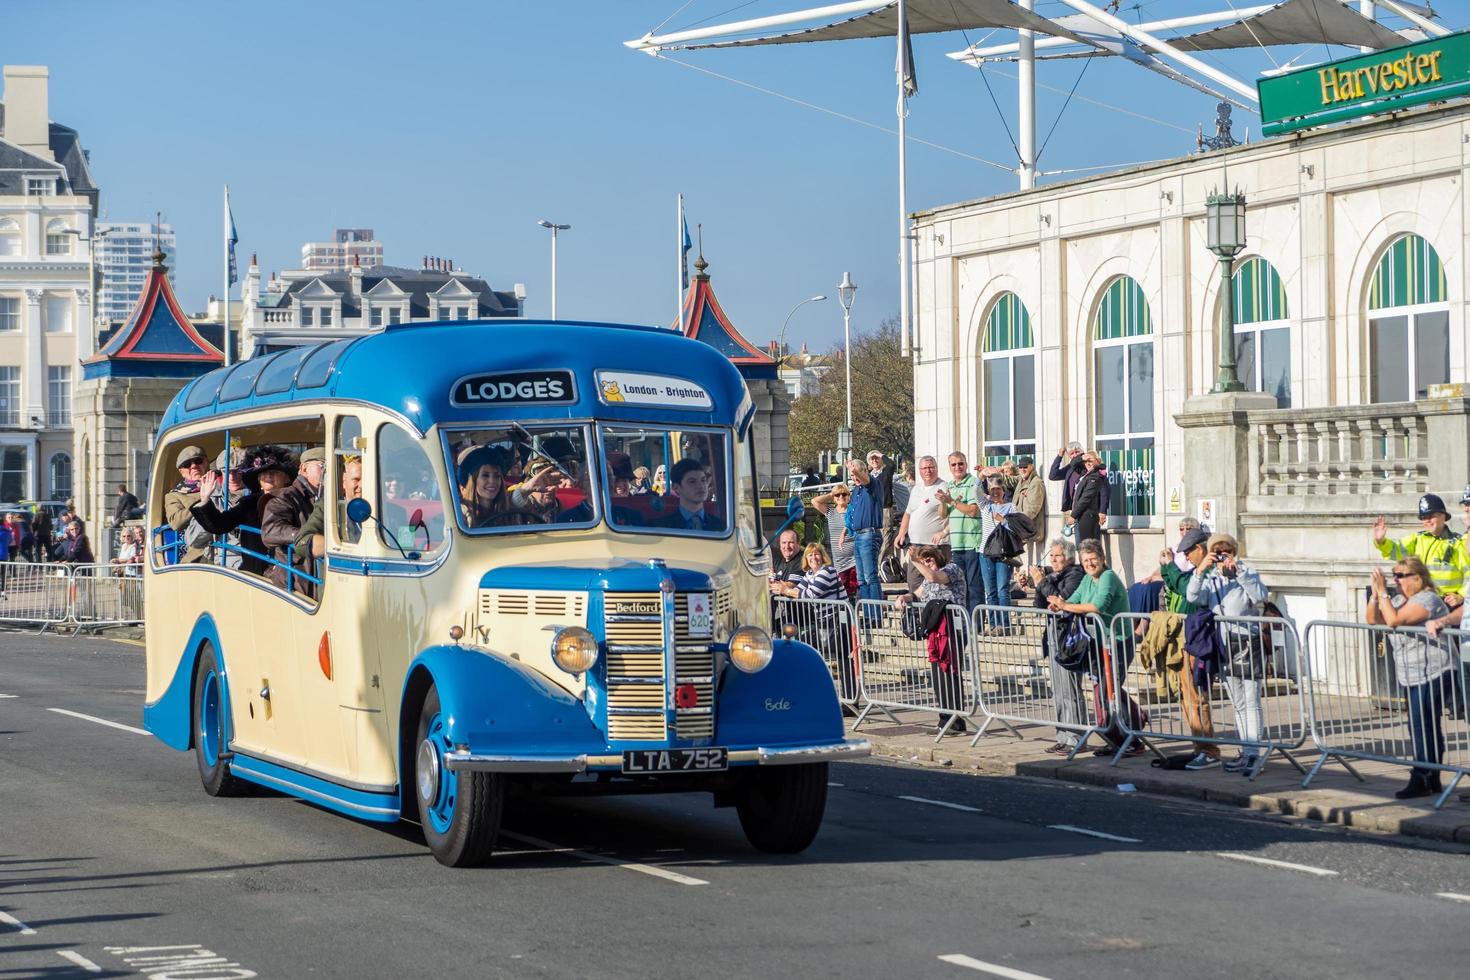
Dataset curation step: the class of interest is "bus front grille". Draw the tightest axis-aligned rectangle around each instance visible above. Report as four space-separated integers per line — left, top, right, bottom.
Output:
603 589 728 743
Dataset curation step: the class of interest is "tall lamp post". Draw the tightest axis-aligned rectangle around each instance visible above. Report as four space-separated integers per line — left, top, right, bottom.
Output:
837 271 858 460
776 294 826 362
537 219 570 319
1205 187 1247 393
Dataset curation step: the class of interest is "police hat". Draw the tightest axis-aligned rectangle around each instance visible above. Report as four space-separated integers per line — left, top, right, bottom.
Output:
1460 484 1470 507
1419 493 1449 519
175 445 206 468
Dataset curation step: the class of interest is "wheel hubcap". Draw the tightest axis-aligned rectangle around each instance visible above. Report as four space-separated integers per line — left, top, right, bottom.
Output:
417 737 440 803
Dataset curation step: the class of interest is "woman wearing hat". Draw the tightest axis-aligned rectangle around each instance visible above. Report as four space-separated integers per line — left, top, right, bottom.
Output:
1187 532 1269 773
193 448 293 576
456 445 513 529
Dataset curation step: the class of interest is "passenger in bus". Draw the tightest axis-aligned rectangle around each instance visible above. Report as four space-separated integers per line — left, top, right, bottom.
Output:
510 457 592 524
163 445 214 564
656 459 723 532
605 452 646 526
456 445 513 528
632 466 652 495
652 464 667 496
261 446 325 597
192 449 291 576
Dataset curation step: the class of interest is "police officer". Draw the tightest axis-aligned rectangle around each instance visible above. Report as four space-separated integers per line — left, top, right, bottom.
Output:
1372 493 1466 607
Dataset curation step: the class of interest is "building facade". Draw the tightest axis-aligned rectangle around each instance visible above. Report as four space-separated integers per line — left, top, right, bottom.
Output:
95 221 176 326
239 258 524 356
912 97 1470 629
301 228 383 273
0 64 98 503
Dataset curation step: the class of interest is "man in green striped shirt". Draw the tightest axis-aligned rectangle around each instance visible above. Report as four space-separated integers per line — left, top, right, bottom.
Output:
935 451 982 605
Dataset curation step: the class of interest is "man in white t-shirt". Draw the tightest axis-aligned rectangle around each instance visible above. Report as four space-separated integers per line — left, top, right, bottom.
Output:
896 455 948 591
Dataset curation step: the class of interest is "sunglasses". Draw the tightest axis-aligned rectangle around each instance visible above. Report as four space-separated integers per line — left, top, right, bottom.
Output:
1392 571 1418 580
833 493 850 499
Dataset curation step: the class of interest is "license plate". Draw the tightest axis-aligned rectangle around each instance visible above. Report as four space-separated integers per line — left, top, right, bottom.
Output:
621 747 728 774
686 592 712 637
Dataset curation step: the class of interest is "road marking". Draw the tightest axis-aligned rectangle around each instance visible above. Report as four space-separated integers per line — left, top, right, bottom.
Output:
46 707 148 736
900 795 983 813
828 781 844 787
104 945 256 978
0 911 36 935
1048 824 1142 844
57 950 103 973
500 831 709 886
1437 892 1470 904
0 694 18 699
938 953 1055 979
1217 852 1338 877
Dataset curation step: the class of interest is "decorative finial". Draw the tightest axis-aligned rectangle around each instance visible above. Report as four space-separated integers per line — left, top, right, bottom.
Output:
693 223 708 279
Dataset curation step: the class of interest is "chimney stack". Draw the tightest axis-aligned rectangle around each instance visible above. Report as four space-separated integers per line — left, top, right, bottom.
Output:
1 66 54 161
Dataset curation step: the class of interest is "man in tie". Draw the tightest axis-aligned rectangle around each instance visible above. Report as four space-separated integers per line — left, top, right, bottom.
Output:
657 459 724 532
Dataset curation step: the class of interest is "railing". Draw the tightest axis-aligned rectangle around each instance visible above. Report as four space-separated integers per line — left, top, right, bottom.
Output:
1251 402 1429 499
260 309 295 324
0 562 143 632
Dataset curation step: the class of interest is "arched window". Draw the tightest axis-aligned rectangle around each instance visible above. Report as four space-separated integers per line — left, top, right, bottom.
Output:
1093 276 1155 522
44 219 71 256
980 292 1035 463
1232 256 1291 407
49 452 72 500
0 218 20 257
1369 234 1448 402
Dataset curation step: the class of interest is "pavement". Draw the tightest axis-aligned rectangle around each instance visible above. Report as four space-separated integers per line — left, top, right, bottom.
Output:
850 711 1470 844
4 629 1470 979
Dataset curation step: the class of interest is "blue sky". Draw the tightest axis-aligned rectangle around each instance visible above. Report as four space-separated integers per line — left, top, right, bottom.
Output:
4 1 1451 351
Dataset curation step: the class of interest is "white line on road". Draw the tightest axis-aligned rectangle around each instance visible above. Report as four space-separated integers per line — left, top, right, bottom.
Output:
1436 892 1470 904
900 795 983 813
1048 824 1142 843
0 694 18 699
827 781 844 787
938 953 1056 980
1217 852 1338 877
499 831 709 886
0 911 36 935
57 950 103 973
46 707 148 736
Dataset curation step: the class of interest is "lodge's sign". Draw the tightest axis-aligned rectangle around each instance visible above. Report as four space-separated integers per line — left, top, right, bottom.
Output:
450 369 577 407
1259 30 1470 136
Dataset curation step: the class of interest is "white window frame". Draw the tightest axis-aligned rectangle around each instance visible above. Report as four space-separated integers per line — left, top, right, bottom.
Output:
0 218 21 257
49 452 72 499
981 344 1036 461
25 175 56 196
45 294 72 335
0 366 20 426
45 220 71 256
47 365 72 426
1368 299 1451 403
0 295 20 333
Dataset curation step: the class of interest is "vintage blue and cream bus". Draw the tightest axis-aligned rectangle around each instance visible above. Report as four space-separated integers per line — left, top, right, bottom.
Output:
142 319 867 865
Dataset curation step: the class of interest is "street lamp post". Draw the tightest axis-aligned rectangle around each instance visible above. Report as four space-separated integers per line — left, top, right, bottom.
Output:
776 294 826 363
1205 187 1247 393
537 220 571 319
837 271 857 458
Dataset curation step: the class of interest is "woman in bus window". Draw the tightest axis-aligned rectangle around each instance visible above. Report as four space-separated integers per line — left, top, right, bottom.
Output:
456 446 512 529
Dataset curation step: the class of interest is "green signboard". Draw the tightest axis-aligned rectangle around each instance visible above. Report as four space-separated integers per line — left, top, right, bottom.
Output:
1259 30 1470 136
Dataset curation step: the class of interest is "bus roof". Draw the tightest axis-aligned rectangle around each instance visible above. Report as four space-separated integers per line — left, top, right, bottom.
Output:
161 319 756 436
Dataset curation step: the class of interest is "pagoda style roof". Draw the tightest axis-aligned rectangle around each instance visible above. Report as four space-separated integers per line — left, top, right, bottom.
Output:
677 252 776 380
84 251 224 380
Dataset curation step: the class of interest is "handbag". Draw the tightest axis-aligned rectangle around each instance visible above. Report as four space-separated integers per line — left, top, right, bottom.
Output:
901 598 949 641
1053 614 1094 672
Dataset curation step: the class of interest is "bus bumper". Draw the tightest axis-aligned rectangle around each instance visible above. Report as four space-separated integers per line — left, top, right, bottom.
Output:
444 738 871 773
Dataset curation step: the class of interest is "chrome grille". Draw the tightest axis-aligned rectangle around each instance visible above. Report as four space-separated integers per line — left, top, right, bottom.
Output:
604 592 666 741
602 588 728 742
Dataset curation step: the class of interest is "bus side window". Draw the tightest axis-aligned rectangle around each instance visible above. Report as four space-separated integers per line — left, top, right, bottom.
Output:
333 416 364 548
376 424 445 556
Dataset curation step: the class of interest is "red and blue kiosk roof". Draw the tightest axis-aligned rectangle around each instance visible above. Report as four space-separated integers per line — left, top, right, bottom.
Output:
83 251 224 380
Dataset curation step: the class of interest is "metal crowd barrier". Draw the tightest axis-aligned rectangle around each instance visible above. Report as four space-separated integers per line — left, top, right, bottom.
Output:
0 561 74 628
1107 612 1310 779
0 561 144 633
1300 620 1469 809
852 598 975 741
966 604 1112 759
772 596 862 707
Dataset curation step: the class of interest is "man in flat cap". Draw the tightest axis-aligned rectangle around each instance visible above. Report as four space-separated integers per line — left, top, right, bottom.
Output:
262 446 326 597
163 445 213 564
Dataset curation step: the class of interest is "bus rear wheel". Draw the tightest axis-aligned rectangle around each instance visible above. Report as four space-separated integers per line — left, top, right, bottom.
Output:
414 686 504 867
193 643 243 797
734 762 828 853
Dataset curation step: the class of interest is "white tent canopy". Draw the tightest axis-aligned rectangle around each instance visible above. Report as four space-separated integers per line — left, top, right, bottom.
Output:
674 0 1092 50
1166 0 1410 52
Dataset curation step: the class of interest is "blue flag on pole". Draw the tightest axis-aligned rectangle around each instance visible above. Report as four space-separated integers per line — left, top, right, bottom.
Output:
681 214 692 289
227 199 240 287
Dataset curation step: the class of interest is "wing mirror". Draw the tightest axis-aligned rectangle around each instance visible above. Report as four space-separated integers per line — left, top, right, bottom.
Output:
346 498 371 524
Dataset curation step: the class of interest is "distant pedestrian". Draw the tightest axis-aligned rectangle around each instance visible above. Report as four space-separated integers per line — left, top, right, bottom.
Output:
113 483 141 527
1369 556 1454 800
801 466 823 489
1048 538 1139 755
30 507 52 563
0 514 10 597
895 545 968 735
841 458 885 602
977 478 1016 631
1068 451 1110 545
811 485 857 597
1028 539 1086 753
1011 455 1047 566
895 456 948 593
1187 532 1268 774
1050 443 1111 538
936 451 981 605
1162 526 1219 770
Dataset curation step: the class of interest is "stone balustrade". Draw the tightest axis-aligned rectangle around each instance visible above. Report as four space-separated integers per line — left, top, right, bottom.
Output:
1251 403 1429 499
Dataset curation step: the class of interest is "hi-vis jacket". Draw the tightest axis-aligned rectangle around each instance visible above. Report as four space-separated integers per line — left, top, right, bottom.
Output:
1375 530 1466 596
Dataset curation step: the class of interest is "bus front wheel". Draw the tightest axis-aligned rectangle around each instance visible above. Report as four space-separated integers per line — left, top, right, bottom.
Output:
414 686 504 867
193 643 243 797
734 762 829 853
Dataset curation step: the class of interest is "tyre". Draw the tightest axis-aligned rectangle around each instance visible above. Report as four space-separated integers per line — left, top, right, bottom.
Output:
735 762 829 853
414 686 504 867
193 643 244 797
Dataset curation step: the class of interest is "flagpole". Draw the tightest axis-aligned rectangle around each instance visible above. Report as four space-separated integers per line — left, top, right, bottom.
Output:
897 0 912 358
677 193 684 329
222 185 231 366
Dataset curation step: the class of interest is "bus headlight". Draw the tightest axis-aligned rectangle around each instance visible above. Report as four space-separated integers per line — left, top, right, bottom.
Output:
550 626 599 675
729 625 774 674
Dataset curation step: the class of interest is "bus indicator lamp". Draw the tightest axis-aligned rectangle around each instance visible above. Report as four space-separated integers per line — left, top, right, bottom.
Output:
729 625 774 673
318 632 333 680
